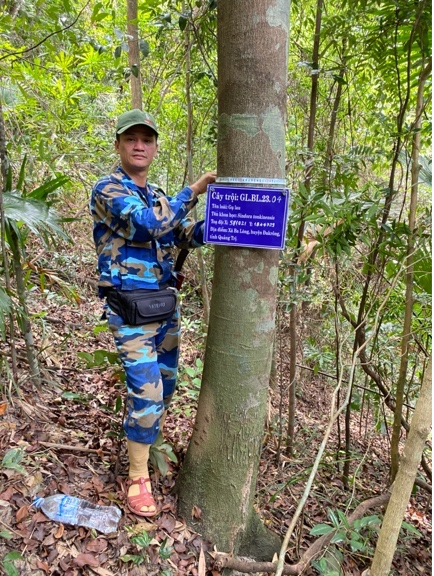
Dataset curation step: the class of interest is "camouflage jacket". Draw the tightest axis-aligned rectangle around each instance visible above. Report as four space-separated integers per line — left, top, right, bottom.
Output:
90 167 204 294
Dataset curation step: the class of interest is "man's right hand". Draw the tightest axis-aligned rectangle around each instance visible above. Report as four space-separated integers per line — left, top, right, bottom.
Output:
190 172 217 197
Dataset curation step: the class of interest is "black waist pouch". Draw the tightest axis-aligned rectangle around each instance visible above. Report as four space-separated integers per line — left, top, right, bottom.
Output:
106 288 177 325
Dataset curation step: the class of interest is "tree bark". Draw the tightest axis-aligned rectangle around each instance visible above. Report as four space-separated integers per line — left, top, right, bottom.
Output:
184 17 210 324
370 356 432 576
390 59 432 481
287 0 322 454
176 0 289 560
127 0 142 110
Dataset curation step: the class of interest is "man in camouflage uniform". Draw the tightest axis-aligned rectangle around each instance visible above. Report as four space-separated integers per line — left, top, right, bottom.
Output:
90 109 216 516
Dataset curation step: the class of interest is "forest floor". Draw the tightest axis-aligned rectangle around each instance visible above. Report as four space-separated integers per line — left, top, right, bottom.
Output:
0 236 431 576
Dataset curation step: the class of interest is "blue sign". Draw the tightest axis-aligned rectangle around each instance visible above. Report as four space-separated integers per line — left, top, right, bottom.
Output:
204 185 290 249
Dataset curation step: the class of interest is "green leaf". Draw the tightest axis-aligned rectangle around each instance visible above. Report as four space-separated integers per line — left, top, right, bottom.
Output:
61 391 90 403
27 175 70 201
159 442 178 463
3 193 69 245
131 530 152 547
93 323 108 335
3 551 22 576
3 562 19 576
331 529 346 543
328 508 340 527
0 287 11 315
77 351 94 364
120 554 144 565
1 449 26 475
350 539 367 552
178 15 188 31
16 157 27 191
150 448 168 476
401 521 422 537
310 523 334 536
115 395 123 413
3 552 22 562
0 530 14 539
139 39 150 57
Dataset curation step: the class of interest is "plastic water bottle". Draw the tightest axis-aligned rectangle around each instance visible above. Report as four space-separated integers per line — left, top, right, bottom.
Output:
33 494 122 534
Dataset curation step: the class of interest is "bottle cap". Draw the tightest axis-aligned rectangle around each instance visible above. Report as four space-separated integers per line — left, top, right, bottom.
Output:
32 497 44 508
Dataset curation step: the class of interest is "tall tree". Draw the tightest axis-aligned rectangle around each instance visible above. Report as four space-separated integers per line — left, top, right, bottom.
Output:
287 0 323 456
176 0 289 559
127 0 142 110
390 59 432 481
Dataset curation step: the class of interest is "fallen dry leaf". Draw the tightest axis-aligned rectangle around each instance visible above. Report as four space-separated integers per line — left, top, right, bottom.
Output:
86 538 108 553
198 546 206 576
73 552 100 568
130 520 157 533
36 560 50 574
16 504 30 522
89 567 115 576
192 505 202 519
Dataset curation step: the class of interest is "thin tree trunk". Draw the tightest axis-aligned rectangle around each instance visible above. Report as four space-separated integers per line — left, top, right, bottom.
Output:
287 0 322 455
324 40 346 180
338 7 426 486
390 59 431 481
287 291 296 455
0 95 19 383
177 0 289 559
127 0 142 110
334 261 342 467
9 230 41 388
184 16 210 325
370 356 432 576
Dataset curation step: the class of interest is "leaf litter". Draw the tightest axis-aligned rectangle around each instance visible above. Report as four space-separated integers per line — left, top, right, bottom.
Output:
0 247 431 576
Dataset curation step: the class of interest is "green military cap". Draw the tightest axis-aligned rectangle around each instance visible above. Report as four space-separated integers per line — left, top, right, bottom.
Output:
116 109 159 136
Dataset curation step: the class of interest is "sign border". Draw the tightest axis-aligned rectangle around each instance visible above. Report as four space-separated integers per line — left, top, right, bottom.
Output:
204 184 290 250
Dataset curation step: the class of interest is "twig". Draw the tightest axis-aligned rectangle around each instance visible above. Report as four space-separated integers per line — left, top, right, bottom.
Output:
38 441 110 455
296 363 415 411
414 477 432 493
0 2 90 62
0 348 27 362
0 517 24 538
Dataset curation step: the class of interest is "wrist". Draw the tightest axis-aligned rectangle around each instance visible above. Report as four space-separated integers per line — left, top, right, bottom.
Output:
189 183 201 197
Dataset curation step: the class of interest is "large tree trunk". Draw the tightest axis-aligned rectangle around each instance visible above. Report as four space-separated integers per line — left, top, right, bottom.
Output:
176 0 289 560
370 356 432 576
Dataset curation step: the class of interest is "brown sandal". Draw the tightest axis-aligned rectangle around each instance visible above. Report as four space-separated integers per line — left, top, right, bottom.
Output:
125 477 157 518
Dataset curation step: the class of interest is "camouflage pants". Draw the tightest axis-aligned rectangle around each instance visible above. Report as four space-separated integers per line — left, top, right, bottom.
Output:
107 305 181 444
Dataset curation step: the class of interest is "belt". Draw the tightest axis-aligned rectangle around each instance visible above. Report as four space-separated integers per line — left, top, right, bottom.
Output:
101 282 171 297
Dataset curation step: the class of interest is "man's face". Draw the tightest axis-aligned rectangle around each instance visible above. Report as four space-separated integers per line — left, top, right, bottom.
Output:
115 125 158 175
